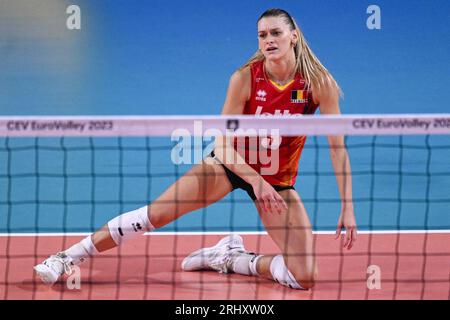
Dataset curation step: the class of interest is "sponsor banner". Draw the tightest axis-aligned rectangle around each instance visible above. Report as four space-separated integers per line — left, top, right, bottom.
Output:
0 115 450 137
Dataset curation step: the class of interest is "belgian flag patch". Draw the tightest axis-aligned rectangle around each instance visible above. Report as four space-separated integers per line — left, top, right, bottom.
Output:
291 90 308 103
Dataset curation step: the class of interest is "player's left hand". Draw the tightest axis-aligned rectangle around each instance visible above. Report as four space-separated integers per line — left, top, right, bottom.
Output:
335 209 357 250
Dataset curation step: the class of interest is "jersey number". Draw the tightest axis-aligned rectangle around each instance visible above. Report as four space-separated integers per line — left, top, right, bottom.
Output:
260 136 281 150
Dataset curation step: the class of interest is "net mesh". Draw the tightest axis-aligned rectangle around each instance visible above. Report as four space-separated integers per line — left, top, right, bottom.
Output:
0 115 449 300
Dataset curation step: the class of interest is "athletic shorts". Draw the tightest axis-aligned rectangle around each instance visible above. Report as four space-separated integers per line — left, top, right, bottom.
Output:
209 151 295 201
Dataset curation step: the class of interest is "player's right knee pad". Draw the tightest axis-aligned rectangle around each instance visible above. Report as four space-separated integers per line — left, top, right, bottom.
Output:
269 255 304 290
107 206 154 245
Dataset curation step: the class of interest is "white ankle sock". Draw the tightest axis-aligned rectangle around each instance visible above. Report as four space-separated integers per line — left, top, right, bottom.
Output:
65 235 99 265
248 254 262 276
232 253 261 276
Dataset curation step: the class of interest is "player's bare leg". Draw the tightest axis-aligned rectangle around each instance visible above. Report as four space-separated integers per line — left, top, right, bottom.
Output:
253 189 318 289
182 188 318 290
34 158 233 285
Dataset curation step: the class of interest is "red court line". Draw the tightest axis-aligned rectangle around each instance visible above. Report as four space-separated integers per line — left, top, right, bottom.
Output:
1 233 449 300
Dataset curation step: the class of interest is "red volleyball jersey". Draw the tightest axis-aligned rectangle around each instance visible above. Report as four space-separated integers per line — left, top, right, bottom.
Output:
234 60 319 186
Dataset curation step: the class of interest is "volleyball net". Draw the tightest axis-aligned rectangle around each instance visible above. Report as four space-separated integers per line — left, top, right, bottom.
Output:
0 114 449 300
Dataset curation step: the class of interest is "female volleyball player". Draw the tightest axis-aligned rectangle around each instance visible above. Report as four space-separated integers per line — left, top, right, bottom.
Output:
34 8 357 290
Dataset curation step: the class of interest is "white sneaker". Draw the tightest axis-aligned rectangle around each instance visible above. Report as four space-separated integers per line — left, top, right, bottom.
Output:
181 235 247 274
34 252 74 285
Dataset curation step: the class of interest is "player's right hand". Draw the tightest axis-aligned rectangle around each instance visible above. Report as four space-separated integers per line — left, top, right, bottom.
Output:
252 178 288 215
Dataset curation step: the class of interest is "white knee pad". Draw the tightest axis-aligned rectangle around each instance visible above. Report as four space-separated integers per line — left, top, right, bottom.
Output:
269 255 304 290
107 206 154 245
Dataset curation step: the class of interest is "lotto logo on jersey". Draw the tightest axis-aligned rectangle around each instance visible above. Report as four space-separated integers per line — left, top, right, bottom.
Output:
291 90 308 103
255 90 267 102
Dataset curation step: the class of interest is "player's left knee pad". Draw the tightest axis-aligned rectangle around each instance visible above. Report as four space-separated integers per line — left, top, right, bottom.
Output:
107 206 154 245
269 255 304 290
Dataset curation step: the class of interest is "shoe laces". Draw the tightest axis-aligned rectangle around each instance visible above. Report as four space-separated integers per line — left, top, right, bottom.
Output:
210 246 246 274
45 252 73 276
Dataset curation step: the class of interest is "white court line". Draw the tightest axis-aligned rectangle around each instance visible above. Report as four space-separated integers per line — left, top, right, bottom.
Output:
1 230 450 237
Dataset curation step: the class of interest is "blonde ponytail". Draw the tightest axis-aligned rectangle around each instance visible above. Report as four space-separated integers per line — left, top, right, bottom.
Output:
291 17 342 95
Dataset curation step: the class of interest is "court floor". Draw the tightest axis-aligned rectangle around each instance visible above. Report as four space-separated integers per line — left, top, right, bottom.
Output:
1 232 449 300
